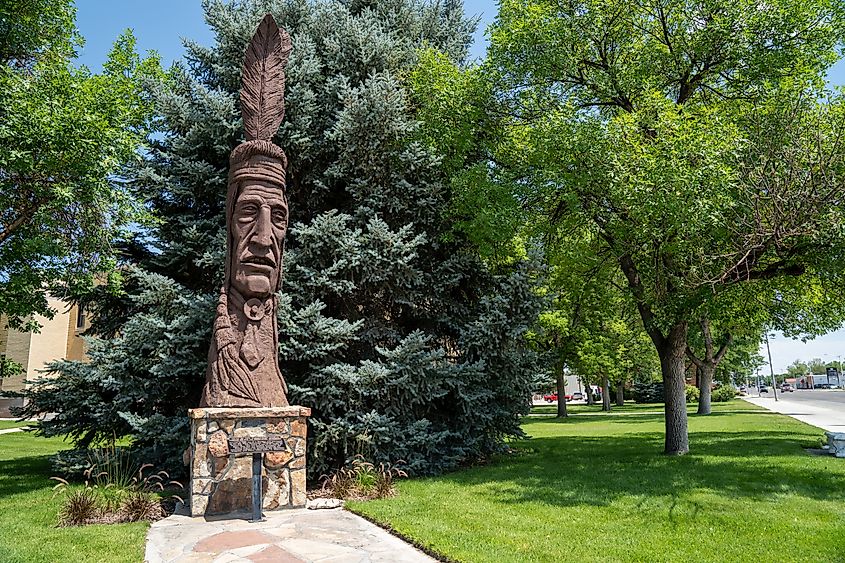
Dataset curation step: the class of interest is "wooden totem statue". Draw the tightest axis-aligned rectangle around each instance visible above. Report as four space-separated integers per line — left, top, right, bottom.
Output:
201 14 292 408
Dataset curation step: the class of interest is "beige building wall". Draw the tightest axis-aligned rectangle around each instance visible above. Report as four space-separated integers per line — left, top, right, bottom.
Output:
0 297 89 395
25 295 73 385
0 317 33 393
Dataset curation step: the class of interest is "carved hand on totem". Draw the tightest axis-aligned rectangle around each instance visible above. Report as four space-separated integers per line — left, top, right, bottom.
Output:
230 180 288 299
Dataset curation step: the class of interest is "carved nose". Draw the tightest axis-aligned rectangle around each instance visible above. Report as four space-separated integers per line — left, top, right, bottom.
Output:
252 206 273 248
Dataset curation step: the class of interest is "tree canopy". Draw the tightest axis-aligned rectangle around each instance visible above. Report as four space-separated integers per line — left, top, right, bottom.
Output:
415 0 845 453
0 0 161 329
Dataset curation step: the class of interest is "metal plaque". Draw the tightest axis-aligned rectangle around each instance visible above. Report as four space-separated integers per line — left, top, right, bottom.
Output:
228 437 288 454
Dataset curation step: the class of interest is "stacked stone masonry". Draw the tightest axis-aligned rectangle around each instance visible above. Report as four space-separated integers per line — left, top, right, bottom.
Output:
827 432 845 458
189 407 311 517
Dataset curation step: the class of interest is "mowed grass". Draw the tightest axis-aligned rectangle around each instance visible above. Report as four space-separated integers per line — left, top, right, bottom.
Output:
0 431 148 563
350 401 845 563
0 420 34 430
530 401 668 415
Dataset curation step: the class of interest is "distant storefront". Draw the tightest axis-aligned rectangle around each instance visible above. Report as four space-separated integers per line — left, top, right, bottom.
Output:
795 374 838 389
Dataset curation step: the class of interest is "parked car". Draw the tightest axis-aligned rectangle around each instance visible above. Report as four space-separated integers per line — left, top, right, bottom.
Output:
572 392 584 401
781 383 794 392
543 392 558 402
760 386 769 393
564 394 574 401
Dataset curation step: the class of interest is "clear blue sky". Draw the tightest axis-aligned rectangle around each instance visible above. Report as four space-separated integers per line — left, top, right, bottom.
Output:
73 0 845 373
73 0 495 69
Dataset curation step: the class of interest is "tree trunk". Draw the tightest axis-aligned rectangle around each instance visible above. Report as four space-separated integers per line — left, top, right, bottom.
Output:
586 381 595 405
615 380 625 407
686 317 732 417
697 364 714 415
660 322 689 455
601 375 611 411
556 366 568 418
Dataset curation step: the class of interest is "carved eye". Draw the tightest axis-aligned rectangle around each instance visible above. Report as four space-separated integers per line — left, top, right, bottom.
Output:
271 208 287 227
237 203 259 221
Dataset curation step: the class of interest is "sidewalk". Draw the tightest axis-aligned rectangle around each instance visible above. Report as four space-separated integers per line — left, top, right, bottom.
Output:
742 396 845 433
145 506 435 563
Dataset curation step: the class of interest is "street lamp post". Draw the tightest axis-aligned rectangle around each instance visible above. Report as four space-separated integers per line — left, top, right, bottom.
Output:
765 332 778 401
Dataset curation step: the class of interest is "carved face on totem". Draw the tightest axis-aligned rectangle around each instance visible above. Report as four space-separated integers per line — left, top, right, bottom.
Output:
200 14 292 409
230 181 288 298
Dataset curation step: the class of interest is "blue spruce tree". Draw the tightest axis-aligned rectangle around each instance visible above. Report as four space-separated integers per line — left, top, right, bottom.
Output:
23 0 542 478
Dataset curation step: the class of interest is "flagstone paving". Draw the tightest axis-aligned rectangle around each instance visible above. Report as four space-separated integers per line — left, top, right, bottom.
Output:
144 507 435 563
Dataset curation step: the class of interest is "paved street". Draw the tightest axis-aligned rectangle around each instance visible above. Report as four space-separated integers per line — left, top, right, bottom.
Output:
743 389 845 432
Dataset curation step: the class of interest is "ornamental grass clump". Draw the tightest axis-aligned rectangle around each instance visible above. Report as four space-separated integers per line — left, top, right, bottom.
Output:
56 488 99 527
50 451 182 527
320 455 408 500
121 491 163 522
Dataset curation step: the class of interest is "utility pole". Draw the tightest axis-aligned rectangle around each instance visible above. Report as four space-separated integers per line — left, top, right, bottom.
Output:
765 332 778 401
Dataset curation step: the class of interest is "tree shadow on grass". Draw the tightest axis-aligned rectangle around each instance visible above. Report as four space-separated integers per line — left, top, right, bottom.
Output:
531 408 803 426
0 455 54 498
438 428 844 511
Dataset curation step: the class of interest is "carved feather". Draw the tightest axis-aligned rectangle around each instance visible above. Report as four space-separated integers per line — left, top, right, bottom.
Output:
240 14 291 141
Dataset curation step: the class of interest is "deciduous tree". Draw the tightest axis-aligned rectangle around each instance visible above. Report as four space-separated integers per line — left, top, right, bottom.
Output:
484 0 845 454
0 0 160 329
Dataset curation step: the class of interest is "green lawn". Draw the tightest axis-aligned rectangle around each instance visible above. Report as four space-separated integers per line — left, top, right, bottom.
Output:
350 401 845 563
0 420 34 430
530 401 668 415
0 431 148 563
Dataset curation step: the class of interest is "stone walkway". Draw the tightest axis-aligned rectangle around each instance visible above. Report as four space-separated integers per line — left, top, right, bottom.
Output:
145 507 435 563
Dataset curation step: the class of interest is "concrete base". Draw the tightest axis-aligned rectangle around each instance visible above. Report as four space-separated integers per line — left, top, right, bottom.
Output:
826 432 845 458
188 406 311 517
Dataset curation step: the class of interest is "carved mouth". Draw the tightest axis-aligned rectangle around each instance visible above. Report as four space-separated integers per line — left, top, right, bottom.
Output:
242 255 276 268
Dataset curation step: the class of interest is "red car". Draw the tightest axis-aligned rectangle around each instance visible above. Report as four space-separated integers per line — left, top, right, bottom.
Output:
544 393 574 402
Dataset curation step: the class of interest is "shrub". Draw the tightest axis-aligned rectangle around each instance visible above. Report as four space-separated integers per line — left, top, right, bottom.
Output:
632 381 664 403
50 448 97 479
711 386 737 403
685 384 700 403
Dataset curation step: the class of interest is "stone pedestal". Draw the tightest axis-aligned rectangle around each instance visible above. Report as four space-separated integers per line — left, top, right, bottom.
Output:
188 406 310 517
826 432 845 458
